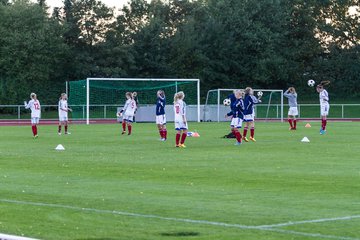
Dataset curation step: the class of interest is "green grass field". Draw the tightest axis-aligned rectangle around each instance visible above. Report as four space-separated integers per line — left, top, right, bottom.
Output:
1 122 359 240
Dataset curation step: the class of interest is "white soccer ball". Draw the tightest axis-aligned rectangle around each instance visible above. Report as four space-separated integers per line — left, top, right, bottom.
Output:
223 98 231 106
257 91 263 97
308 79 315 87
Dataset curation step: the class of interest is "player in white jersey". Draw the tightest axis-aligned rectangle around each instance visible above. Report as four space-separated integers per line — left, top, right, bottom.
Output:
283 87 298 130
118 92 137 135
174 91 188 148
58 93 72 135
24 93 41 138
317 81 330 135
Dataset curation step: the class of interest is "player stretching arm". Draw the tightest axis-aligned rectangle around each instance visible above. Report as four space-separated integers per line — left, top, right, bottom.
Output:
283 87 298 130
156 90 167 141
174 91 188 148
24 93 41 138
243 87 261 142
58 93 72 135
226 90 244 146
118 92 136 135
317 81 330 135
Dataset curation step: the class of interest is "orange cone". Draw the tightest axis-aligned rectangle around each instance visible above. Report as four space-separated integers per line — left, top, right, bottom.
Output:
305 123 311 128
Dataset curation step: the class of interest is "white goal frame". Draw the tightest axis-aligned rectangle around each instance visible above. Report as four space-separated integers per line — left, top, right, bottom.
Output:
204 88 284 122
86 78 201 124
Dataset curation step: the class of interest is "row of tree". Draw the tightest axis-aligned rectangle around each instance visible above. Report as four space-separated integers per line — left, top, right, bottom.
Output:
0 0 359 104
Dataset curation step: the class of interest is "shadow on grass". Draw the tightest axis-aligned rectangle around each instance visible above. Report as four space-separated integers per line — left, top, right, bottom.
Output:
160 231 200 237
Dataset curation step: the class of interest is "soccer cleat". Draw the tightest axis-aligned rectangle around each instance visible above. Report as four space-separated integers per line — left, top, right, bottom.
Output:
34 135 38 139
175 145 180 148
128 133 131 135
250 137 256 142
65 132 71 135
58 132 61 135
161 138 166 141
320 129 326 135
234 141 242 146
121 131 126 135
179 144 186 148
242 137 249 142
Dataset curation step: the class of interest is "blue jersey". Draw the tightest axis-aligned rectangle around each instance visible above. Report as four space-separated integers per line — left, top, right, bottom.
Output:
156 97 166 115
227 98 244 119
243 95 259 115
227 93 237 110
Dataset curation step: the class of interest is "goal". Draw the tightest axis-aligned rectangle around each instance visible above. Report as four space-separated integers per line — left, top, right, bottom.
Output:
203 89 284 122
69 78 201 124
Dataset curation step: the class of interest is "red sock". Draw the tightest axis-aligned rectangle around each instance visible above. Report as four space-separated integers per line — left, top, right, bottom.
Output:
180 133 187 144
322 119 327 130
243 127 248 137
250 127 255 138
288 119 293 128
32 125 36 136
58 125 61 133
164 129 167 139
176 133 181 145
293 119 297 129
122 122 126 131
128 125 132 134
65 125 68 133
159 130 163 138
235 131 242 143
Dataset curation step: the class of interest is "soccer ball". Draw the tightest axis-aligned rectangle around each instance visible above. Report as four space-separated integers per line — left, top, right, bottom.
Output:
308 79 315 87
116 112 122 117
257 91 263 97
223 98 231 106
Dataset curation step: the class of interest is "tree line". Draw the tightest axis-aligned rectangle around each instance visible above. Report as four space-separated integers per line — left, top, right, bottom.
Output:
0 0 359 104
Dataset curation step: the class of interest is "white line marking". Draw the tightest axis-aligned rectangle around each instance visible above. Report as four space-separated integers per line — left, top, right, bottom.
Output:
1 199 359 240
257 215 360 228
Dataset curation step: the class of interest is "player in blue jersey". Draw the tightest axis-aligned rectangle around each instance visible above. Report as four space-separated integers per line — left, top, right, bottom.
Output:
156 90 167 141
242 87 261 142
225 90 244 145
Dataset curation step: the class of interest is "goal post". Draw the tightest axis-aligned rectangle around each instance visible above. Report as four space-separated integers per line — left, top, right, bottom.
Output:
69 78 200 124
204 88 284 122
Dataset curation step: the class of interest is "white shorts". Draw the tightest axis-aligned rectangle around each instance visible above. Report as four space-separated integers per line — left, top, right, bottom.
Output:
243 114 254 122
123 114 134 122
156 115 166 125
230 118 243 128
59 116 68 122
175 120 188 130
288 107 298 116
31 117 40 124
321 103 330 116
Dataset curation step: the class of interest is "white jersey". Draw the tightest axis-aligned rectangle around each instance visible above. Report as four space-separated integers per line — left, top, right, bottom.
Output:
174 99 186 122
58 99 69 118
25 99 41 118
319 90 329 105
123 99 137 116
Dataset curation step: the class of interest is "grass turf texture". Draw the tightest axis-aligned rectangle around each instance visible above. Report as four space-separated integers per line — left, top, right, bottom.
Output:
0 122 359 240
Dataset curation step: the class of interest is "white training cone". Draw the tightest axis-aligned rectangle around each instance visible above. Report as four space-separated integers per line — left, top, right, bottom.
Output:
55 144 65 150
301 137 310 143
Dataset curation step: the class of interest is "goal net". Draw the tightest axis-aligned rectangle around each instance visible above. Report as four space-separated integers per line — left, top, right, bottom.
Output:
203 89 284 122
69 78 200 124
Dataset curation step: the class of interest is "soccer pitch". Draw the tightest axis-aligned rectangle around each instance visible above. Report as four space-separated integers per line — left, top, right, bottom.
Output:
1 122 359 240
